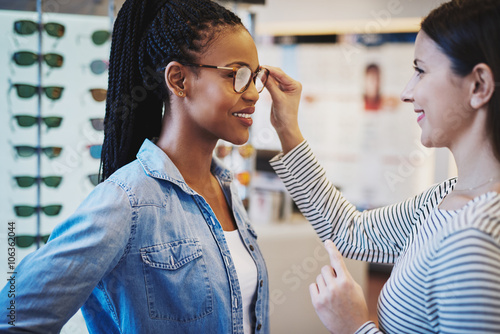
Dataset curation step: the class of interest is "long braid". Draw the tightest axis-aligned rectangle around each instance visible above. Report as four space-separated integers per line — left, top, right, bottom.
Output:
100 0 243 181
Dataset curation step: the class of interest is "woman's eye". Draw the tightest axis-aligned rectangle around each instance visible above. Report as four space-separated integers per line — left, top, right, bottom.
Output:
413 66 424 75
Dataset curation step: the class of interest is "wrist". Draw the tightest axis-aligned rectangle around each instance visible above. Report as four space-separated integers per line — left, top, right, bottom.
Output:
277 128 304 155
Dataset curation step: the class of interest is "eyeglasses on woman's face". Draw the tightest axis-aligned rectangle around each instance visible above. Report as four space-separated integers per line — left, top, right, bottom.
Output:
187 64 269 94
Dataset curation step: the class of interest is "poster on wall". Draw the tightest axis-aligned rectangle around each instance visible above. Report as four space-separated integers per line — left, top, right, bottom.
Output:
253 37 435 208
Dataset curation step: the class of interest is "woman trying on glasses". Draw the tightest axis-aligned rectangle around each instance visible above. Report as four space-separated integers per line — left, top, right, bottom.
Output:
0 1 270 333
265 0 500 333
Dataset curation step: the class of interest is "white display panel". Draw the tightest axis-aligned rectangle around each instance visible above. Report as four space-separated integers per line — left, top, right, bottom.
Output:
253 39 436 208
1 10 110 333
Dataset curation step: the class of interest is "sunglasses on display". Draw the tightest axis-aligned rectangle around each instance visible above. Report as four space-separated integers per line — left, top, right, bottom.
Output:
15 234 50 248
88 144 102 159
89 88 107 102
186 64 269 93
14 145 63 159
14 204 62 217
88 173 100 186
13 84 64 100
90 59 108 74
12 51 64 68
14 115 63 128
90 118 104 131
92 30 111 45
14 20 65 38
14 176 62 188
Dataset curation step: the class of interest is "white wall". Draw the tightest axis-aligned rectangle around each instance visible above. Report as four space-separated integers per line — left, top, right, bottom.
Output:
239 0 447 35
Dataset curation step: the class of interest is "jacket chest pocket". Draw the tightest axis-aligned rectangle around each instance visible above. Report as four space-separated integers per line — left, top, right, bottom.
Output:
140 238 213 321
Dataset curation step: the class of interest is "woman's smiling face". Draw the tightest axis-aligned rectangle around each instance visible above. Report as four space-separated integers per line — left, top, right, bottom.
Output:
184 27 262 146
400 31 475 149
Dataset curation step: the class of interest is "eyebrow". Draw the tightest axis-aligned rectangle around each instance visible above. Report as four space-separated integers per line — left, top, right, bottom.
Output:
413 59 424 66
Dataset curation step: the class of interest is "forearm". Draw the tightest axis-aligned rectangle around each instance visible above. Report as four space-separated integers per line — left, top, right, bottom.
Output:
270 141 427 263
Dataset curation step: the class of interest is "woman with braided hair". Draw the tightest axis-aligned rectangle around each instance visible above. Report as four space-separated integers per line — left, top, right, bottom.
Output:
0 0 273 332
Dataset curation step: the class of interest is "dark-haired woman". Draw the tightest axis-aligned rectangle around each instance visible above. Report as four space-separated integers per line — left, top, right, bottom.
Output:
0 0 270 332
265 0 500 333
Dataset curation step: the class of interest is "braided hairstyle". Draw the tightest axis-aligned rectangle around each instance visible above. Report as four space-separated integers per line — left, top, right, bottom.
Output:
100 0 244 181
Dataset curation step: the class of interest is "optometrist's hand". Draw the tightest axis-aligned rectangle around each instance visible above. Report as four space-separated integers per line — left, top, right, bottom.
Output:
309 240 370 334
264 66 304 154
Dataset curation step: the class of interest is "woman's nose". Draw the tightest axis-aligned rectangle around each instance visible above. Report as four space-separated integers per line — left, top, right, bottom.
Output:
400 74 416 103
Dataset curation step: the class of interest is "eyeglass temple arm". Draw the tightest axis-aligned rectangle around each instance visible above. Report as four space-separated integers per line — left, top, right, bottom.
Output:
192 64 235 71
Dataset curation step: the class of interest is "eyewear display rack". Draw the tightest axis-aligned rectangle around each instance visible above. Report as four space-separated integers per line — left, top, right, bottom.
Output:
2 7 112 261
3 4 113 334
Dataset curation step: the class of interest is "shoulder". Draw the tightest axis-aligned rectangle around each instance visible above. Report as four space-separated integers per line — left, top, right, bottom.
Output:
105 160 169 208
433 192 500 250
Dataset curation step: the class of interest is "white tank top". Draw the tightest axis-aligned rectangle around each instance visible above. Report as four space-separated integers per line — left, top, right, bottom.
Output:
223 230 258 334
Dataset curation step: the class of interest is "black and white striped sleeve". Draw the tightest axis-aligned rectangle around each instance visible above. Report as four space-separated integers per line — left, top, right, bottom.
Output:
270 141 437 264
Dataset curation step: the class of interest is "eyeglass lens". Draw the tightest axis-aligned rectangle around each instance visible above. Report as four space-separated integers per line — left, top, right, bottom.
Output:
14 176 62 188
234 67 268 93
14 20 65 38
89 145 102 159
14 145 63 159
88 174 100 186
14 204 62 217
90 60 108 74
89 88 107 102
15 234 51 248
90 118 104 131
13 51 64 68
14 115 63 128
13 84 64 100
91 30 111 45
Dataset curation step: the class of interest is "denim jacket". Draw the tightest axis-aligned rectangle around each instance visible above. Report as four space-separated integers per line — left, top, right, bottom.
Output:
0 139 269 333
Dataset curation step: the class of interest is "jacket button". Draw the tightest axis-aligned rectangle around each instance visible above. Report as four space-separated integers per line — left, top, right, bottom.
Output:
249 245 254 251
257 323 262 330
260 280 263 287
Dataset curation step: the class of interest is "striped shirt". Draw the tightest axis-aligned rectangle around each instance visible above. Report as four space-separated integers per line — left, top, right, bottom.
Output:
270 141 500 334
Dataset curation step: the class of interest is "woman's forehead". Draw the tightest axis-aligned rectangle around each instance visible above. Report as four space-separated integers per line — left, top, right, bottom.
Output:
199 28 259 67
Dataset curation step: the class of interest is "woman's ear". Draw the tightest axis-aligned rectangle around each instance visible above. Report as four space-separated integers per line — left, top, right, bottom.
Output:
164 61 187 97
470 63 495 109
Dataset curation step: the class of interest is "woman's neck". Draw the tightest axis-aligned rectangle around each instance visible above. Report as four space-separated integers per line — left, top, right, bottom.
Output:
156 123 218 188
451 139 500 195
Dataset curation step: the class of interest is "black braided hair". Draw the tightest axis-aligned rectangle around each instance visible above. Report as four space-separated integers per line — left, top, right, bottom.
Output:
100 0 244 181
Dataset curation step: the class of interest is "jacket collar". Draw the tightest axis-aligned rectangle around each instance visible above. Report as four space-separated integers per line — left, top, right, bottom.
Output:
136 139 233 193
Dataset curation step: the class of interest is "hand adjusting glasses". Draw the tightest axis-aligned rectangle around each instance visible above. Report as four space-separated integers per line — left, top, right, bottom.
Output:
186 64 269 93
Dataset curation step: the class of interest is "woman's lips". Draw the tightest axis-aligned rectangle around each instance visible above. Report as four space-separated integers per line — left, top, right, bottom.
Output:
416 110 425 122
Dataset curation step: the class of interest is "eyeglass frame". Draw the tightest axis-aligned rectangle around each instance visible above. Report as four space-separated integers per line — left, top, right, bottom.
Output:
183 64 269 94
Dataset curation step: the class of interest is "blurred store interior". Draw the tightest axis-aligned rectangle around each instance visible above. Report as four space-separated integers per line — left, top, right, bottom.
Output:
1 0 454 333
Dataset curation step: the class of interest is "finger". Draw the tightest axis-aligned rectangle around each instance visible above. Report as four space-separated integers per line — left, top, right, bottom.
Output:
320 264 337 286
264 74 281 95
263 65 301 92
324 240 347 280
316 273 327 290
309 282 319 298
